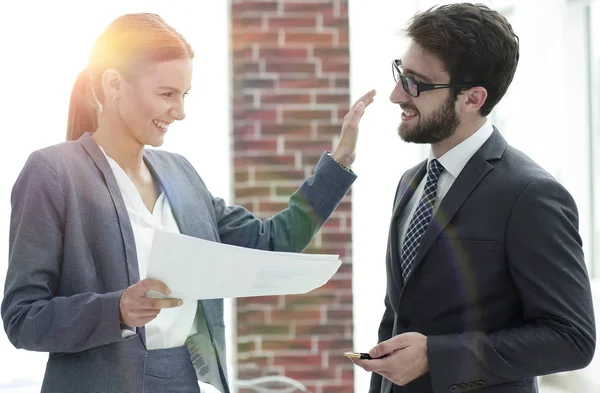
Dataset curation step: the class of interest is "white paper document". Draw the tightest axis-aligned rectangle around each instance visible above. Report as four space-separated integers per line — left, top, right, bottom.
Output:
145 230 342 300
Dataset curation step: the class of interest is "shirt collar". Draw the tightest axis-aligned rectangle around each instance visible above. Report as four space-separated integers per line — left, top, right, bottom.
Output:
97 145 121 171
428 118 494 179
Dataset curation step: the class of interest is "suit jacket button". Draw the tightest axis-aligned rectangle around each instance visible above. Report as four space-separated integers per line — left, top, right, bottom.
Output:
467 382 476 389
449 386 459 393
476 381 485 387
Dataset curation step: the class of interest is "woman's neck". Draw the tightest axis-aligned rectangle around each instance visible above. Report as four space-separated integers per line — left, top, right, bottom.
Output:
92 115 146 177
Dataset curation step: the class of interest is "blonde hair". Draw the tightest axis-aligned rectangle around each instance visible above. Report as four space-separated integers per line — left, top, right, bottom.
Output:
66 13 194 141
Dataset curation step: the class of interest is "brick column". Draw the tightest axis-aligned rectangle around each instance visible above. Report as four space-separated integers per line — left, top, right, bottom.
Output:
230 1 353 393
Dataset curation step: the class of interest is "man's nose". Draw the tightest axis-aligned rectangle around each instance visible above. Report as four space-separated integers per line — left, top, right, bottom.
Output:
390 81 412 104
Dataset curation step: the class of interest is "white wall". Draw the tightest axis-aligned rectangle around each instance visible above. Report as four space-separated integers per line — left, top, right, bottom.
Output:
350 0 598 392
349 1 424 393
0 0 231 390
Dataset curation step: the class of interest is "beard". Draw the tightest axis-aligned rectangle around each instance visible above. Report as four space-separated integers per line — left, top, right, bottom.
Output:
398 93 460 144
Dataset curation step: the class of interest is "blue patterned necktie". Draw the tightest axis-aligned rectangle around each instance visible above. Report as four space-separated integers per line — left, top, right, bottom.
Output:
400 159 444 283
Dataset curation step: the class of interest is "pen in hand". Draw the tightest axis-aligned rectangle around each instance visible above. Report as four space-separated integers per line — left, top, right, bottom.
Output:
344 352 374 360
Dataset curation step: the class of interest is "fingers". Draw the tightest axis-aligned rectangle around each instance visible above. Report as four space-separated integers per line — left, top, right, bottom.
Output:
120 305 160 328
370 335 407 358
351 89 377 110
135 315 160 327
370 342 389 359
352 357 390 373
346 102 366 127
120 299 182 327
349 358 373 373
350 358 395 384
350 358 366 368
332 89 375 161
131 278 171 297
120 279 182 327
344 89 376 128
139 297 183 310
131 309 160 319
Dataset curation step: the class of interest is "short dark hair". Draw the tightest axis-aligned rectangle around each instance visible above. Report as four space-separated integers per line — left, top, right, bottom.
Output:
406 3 519 116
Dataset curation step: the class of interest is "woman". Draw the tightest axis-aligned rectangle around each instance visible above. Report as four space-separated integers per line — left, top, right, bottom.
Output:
1 12 375 393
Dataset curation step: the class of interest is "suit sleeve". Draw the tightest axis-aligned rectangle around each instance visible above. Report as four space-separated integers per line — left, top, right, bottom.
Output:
211 153 356 252
370 175 407 393
1 151 127 353
369 294 395 393
427 177 596 392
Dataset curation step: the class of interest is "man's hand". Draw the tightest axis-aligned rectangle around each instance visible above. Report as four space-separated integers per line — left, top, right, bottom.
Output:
350 332 429 386
119 278 183 327
331 89 377 168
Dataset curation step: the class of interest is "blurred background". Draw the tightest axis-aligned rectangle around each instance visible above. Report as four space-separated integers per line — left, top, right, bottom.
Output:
0 0 598 392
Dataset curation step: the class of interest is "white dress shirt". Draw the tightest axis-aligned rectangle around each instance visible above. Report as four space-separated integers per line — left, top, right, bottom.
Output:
398 119 494 249
100 148 198 350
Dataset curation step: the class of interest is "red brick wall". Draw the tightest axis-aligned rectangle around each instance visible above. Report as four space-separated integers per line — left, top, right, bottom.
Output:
230 1 353 393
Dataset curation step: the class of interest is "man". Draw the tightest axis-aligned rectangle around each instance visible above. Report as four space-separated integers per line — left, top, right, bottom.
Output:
350 3 595 393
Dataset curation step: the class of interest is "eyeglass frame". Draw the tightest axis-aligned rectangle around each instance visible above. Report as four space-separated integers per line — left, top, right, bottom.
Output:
392 59 483 97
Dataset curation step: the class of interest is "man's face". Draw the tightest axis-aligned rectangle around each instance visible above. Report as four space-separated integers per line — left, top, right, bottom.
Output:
390 42 460 144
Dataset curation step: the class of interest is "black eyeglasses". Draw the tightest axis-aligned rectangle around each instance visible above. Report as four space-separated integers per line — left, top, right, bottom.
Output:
392 59 481 97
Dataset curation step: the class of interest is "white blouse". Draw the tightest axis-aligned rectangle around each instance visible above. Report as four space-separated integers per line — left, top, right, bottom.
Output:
101 149 198 350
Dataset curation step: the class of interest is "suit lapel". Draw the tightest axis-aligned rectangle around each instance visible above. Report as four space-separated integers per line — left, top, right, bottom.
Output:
143 153 191 235
391 162 426 222
79 133 147 347
79 133 140 286
144 151 220 242
406 129 507 282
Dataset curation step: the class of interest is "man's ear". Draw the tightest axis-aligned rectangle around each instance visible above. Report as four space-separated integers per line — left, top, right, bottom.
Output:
461 86 488 114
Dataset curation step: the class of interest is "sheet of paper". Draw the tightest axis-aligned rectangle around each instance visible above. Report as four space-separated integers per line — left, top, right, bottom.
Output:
145 230 342 300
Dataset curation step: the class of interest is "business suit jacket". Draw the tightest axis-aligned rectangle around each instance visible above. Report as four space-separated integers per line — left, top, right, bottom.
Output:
2 133 356 393
370 129 595 393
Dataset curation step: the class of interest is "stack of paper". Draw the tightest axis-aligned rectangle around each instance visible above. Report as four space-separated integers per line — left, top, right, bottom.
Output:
146 230 342 300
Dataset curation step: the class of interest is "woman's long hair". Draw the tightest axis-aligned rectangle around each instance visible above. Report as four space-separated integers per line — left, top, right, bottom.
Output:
66 13 194 141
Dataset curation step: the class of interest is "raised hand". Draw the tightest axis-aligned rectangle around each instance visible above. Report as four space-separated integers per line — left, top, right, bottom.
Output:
331 89 377 167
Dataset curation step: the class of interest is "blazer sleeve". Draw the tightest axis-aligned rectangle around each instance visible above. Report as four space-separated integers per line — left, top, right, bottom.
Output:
1 150 127 353
426 177 596 392
194 152 356 252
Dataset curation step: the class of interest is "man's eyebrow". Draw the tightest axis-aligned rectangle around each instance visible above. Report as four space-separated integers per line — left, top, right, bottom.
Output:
402 67 433 83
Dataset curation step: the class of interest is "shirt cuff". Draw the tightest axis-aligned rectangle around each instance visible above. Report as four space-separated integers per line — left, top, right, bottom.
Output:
120 324 137 338
326 152 353 172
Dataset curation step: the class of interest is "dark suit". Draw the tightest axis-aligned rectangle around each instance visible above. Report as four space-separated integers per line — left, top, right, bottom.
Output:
370 129 595 393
